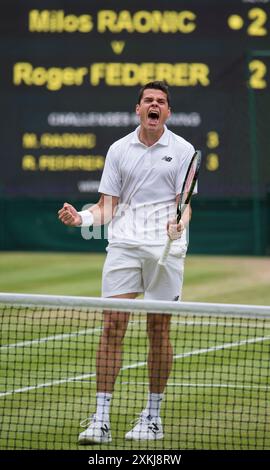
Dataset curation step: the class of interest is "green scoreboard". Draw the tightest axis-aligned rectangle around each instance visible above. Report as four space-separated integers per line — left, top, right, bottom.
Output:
1 0 270 201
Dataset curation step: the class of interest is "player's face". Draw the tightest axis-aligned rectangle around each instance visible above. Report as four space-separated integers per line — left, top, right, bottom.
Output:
136 89 171 133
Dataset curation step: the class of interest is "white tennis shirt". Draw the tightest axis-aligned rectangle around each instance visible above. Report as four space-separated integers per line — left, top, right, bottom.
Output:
99 125 196 251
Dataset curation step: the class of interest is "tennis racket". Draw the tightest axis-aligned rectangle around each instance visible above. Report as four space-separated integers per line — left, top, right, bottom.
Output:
158 150 201 265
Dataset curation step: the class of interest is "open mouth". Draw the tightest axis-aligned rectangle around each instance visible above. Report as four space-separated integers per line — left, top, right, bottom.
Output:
147 110 160 123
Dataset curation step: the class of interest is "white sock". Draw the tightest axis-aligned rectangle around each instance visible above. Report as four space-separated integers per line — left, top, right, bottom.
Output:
96 392 112 423
144 392 164 419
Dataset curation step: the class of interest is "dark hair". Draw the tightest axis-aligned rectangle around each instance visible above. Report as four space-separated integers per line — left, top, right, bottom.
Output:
137 81 171 107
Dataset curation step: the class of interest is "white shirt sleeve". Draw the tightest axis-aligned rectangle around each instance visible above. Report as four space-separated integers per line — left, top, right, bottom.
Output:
175 145 198 196
98 145 121 196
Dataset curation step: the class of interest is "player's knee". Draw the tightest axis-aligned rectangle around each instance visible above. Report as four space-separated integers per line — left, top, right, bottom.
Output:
147 317 171 341
102 317 127 343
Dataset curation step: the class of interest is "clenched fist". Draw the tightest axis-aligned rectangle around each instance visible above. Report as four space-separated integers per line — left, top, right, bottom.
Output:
167 218 185 241
58 203 82 227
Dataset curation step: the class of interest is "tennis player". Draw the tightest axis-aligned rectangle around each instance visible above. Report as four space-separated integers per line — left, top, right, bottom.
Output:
58 81 196 444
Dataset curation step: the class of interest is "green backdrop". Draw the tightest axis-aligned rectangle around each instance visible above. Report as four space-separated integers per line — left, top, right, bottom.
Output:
1 197 269 255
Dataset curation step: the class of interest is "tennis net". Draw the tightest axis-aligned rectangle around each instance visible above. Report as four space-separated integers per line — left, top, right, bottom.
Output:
0 293 270 450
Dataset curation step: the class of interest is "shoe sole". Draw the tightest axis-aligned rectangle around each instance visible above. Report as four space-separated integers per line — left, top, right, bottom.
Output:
125 434 164 441
78 435 112 445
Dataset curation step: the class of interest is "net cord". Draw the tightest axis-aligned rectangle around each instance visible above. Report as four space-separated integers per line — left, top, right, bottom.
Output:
0 293 269 319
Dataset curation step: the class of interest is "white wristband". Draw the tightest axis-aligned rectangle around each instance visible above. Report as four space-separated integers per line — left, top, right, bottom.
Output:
78 210 94 227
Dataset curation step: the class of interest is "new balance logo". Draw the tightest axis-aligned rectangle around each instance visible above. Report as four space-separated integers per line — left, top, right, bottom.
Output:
100 424 109 435
148 423 160 434
162 156 173 162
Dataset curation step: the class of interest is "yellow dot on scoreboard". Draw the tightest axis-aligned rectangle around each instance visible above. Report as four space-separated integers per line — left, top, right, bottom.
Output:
227 14 244 30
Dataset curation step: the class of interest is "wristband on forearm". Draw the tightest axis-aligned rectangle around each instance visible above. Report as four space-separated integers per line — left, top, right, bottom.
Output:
77 210 94 227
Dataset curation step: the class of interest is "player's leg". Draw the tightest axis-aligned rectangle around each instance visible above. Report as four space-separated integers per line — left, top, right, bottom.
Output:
78 295 136 445
147 312 173 399
125 246 184 441
79 246 143 444
97 246 142 394
96 305 131 395
145 248 184 408
125 314 171 441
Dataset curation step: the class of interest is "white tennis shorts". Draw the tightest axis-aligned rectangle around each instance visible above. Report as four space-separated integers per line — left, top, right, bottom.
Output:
102 244 185 301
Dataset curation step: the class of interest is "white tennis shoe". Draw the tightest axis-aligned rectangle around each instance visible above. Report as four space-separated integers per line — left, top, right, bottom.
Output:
125 412 164 441
78 414 112 444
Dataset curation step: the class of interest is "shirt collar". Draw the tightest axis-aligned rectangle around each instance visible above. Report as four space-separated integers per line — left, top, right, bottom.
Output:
131 125 169 147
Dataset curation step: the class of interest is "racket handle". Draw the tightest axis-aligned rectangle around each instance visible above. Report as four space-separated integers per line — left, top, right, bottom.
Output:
158 238 172 266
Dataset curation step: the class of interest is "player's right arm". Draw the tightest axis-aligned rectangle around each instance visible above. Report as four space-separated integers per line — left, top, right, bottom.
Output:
58 194 119 227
